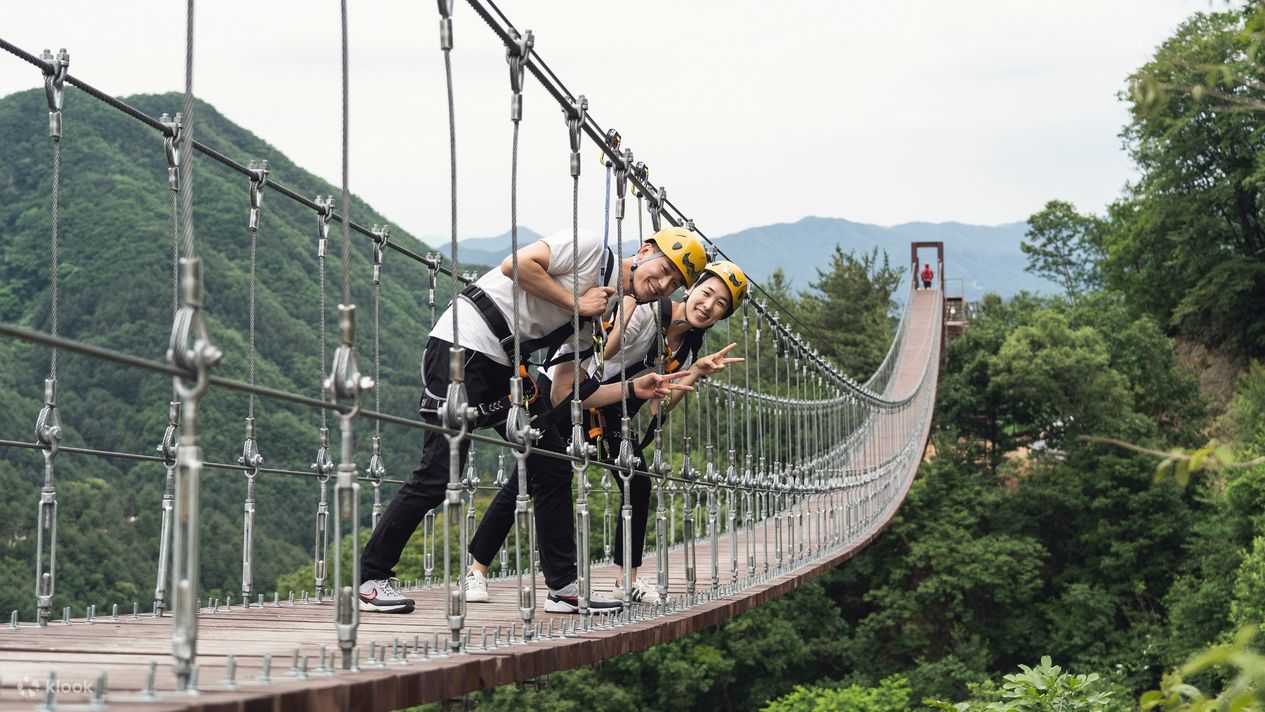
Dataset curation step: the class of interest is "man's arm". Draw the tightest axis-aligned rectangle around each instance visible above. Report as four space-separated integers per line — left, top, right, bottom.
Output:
501 241 612 316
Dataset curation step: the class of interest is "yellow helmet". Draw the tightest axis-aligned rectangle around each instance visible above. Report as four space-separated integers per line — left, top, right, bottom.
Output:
698 260 749 317
644 227 707 288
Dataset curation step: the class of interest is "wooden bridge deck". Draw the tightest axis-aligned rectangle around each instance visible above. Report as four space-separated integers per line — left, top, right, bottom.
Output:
0 293 940 711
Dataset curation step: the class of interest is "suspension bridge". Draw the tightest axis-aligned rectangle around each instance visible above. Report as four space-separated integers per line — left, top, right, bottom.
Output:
0 1 949 709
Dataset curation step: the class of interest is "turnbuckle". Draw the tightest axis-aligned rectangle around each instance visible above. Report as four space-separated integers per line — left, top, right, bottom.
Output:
324 305 374 416
565 95 588 178
41 48 68 140
167 258 224 403
160 112 183 191
238 416 263 478
315 195 335 257
370 224 390 284
247 160 270 232
505 28 534 122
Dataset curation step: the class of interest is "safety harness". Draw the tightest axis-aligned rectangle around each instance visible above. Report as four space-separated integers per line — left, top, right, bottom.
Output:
430 246 616 425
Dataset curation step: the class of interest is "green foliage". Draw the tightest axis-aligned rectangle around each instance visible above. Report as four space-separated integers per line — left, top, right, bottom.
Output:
0 87 471 616
1106 9 1265 355
761 676 911 712
797 245 902 377
1021 201 1106 296
1140 628 1265 711
930 657 1119 712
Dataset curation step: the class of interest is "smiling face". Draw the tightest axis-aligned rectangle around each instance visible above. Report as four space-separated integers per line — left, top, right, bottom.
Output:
682 275 731 328
630 243 685 301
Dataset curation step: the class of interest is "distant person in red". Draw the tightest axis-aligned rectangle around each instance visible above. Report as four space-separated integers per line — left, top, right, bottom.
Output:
920 262 934 289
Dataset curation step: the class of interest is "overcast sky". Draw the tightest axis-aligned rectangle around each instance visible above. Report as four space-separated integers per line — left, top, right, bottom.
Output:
1 1 1205 243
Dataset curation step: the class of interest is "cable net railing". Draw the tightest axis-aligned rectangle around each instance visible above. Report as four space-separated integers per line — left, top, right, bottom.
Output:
0 0 943 699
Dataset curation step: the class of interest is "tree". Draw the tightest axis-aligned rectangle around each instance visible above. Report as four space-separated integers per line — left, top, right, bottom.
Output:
1106 9 1265 355
1021 201 1105 297
797 246 902 377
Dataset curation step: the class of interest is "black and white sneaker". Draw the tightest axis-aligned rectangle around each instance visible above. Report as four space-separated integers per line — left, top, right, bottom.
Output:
544 580 623 614
358 578 415 613
612 577 662 605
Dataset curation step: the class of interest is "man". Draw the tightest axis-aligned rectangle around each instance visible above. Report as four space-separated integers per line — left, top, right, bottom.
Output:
920 262 934 289
358 226 707 613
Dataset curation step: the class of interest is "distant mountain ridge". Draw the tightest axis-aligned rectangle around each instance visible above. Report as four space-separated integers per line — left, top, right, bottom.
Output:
453 217 1057 300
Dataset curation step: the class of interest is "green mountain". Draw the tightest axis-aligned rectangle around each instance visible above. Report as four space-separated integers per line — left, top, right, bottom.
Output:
0 87 463 616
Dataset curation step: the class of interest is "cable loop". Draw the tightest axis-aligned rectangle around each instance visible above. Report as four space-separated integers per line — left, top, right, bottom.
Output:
311 426 334 483
565 94 587 178
167 258 223 401
324 305 374 417
238 416 263 480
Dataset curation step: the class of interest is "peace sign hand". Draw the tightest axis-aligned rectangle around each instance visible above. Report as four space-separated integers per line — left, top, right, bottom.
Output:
632 371 694 401
692 342 745 376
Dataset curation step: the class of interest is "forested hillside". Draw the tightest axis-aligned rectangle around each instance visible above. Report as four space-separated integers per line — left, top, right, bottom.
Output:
0 87 462 614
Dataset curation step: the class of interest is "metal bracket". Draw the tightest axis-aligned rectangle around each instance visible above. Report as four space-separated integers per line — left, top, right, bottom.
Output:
41 48 69 140
247 160 270 233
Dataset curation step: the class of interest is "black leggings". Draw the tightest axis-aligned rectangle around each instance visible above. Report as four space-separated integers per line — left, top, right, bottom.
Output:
361 338 577 591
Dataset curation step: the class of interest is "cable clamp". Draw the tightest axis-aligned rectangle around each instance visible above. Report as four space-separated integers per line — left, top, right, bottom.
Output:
565 95 588 178
613 149 632 220
371 224 390 284
247 160 270 233
41 48 68 140
424 252 443 307
315 196 335 258
650 185 666 232
160 112 184 191
505 28 534 122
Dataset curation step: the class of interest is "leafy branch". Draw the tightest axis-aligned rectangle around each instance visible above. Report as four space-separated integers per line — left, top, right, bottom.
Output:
1078 435 1264 487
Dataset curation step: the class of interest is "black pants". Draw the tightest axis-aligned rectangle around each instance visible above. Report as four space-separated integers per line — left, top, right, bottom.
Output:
361 338 578 590
469 404 651 573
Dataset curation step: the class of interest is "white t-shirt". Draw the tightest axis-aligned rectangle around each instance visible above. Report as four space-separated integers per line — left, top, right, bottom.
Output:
430 228 611 366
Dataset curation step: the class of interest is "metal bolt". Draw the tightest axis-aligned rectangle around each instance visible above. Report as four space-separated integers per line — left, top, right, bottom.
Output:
259 653 272 684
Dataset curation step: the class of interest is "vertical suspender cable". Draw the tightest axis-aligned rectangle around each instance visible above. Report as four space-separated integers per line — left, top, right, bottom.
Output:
239 160 268 607
167 0 224 689
327 0 372 670
564 94 593 621
612 148 637 616
311 197 334 603
504 26 538 643
33 46 68 629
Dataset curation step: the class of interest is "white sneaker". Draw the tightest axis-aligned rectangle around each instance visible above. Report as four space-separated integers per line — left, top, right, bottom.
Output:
464 570 489 603
612 577 662 605
544 580 622 613
358 578 414 613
